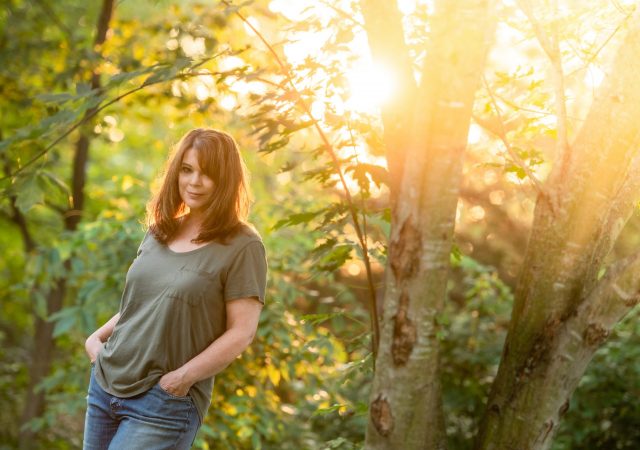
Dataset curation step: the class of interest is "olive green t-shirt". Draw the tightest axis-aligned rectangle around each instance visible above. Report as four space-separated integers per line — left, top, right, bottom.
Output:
94 225 268 424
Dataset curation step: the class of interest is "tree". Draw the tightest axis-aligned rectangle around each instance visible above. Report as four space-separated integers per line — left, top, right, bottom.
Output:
17 2 115 445
209 0 640 447
3 0 640 448
360 0 496 448
475 3 640 447
1 1 370 447
356 0 640 448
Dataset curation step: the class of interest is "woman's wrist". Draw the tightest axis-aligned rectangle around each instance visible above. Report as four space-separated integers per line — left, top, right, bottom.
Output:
85 334 104 362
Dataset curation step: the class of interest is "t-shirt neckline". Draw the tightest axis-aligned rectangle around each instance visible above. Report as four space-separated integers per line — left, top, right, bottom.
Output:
150 233 216 255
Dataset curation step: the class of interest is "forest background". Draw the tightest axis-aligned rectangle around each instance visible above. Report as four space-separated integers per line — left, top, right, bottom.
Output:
1 0 640 449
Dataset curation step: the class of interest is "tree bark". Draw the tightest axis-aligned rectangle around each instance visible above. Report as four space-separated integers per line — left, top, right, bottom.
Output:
363 1 496 448
19 1 115 446
360 0 417 205
476 9 640 450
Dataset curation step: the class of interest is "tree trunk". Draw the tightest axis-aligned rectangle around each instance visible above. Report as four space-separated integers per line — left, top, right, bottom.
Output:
18 279 66 445
363 1 496 448
359 0 417 205
476 9 640 450
19 1 115 446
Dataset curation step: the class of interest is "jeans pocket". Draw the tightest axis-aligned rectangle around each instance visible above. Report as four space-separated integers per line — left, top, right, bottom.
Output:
156 383 192 401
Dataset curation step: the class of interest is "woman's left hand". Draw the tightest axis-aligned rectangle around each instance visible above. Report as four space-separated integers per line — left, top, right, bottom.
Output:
158 369 192 397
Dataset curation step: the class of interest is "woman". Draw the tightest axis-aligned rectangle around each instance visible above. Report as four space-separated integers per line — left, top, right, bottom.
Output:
83 128 268 449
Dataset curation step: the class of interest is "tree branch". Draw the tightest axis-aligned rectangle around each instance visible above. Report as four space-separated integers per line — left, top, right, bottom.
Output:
222 0 381 358
480 76 546 197
319 0 365 29
516 0 571 178
0 56 226 181
583 148 640 292
579 248 640 333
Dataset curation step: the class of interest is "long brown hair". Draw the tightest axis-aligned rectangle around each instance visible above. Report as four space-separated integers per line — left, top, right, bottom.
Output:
146 128 251 244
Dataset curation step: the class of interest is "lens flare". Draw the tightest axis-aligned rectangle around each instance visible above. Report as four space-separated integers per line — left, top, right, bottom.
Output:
345 62 396 112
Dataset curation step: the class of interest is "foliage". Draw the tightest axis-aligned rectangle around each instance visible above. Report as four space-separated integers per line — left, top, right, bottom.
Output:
442 256 514 448
2 0 640 449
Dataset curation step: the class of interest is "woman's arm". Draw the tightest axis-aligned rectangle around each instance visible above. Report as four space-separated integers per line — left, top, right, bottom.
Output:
85 312 120 363
159 298 263 396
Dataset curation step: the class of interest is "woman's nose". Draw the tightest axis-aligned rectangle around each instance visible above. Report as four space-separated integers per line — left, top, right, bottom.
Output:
189 173 202 185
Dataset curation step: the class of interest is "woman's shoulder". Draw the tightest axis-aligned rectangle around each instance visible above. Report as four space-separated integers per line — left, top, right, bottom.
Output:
232 222 263 246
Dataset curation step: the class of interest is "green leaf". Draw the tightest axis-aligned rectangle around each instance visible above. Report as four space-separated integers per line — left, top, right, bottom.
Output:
316 244 352 272
40 108 79 129
251 432 262 450
318 203 349 228
300 312 344 325
450 243 462 266
346 162 389 189
143 65 177 86
52 315 76 337
78 280 105 305
34 370 67 394
272 210 322 230
76 82 92 95
35 92 76 104
323 437 356 449
312 403 344 417
107 66 157 86
40 170 71 196
48 305 78 323
258 137 290 154
281 120 315 135
13 172 45 213
33 289 48 321
505 163 526 179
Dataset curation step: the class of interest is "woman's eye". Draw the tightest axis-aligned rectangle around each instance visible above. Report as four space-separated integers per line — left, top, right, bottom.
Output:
181 166 191 173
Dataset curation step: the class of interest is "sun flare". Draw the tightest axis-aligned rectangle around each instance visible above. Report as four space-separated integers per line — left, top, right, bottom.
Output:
345 62 396 112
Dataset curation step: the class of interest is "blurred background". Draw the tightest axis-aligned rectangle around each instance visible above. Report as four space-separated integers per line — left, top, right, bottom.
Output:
1 0 639 448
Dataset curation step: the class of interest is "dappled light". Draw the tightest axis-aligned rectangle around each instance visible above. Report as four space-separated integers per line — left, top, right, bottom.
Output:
2 0 640 449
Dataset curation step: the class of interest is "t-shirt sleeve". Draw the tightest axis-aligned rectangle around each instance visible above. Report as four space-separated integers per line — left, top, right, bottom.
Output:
224 240 268 304
136 230 151 256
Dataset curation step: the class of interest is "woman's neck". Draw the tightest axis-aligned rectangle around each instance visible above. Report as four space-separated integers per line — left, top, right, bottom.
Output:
180 212 204 233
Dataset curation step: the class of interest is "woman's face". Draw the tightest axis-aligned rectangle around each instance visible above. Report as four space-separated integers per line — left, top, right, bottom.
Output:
178 148 215 215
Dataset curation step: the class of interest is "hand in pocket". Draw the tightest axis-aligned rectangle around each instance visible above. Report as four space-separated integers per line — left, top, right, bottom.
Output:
158 370 192 397
85 335 104 364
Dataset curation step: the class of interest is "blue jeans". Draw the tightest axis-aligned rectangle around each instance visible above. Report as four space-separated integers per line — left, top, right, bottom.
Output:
83 364 200 449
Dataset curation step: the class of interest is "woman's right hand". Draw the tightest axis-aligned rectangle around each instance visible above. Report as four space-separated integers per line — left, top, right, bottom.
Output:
85 335 104 364
84 312 120 364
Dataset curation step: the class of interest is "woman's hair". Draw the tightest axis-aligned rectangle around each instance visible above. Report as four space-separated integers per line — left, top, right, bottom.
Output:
146 128 251 244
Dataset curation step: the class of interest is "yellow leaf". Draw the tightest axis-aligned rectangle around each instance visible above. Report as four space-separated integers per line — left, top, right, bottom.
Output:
245 386 257 398
267 364 280 386
223 403 237 415
122 175 134 192
279 362 290 382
